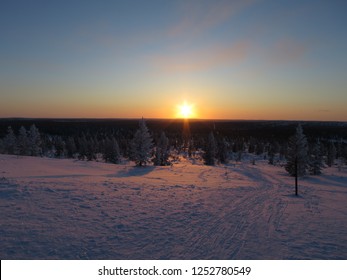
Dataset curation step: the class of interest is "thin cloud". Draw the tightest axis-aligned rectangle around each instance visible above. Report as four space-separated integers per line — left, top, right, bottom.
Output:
168 0 257 38
152 41 249 73
270 38 308 64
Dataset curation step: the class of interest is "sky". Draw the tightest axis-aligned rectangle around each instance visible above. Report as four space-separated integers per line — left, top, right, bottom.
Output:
0 0 346 121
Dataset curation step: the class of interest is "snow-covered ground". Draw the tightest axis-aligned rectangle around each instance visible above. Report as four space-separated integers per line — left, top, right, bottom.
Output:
0 154 346 259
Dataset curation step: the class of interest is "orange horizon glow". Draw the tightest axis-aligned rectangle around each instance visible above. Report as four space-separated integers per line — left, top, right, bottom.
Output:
1 93 347 122
177 102 195 119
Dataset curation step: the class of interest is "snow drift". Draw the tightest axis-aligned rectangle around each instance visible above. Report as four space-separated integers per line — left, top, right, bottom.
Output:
0 154 346 259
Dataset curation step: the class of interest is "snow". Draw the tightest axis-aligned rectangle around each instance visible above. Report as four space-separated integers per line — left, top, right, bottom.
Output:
0 154 346 259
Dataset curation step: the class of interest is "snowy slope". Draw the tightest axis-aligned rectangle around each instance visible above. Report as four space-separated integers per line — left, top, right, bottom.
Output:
0 154 346 259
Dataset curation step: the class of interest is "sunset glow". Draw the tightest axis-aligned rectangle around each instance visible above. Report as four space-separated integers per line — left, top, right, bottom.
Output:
0 1 346 121
177 102 194 119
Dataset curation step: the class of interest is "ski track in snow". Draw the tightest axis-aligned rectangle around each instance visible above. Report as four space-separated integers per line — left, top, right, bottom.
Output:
0 154 347 259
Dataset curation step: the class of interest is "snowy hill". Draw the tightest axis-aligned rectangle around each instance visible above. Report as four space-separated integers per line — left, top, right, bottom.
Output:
0 154 346 259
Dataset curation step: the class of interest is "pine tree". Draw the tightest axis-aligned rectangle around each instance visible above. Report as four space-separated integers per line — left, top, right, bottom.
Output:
309 139 323 175
103 137 121 164
66 137 77 158
217 137 229 164
130 118 153 166
204 132 217 165
285 124 308 195
28 124 42 156
77 134 88 160
17 126 29 155
153 132 170 166
54 136 66 158
285 125 308 176
187 138 196 158
343 145 347 165
248 138 256 154
86 137 97 161
3 126 17 154
255 141 264 155
326 141 336 167
0 138 3 154
268 144 275 165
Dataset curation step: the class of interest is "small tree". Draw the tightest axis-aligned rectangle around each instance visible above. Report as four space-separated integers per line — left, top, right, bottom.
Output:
17 126 29 155
326 141 336 167
309 139 323 175
217 137 229 164
66 137 77 158
285 124 308 195
77 134 88 160
28 124 42 156
153 132 170 166
103 137 121 164
53 136 66 158
268 144 275 165
86 137 97 161
203 132 217 165
3 126 17 154
130 118 153 166
0 138 3 153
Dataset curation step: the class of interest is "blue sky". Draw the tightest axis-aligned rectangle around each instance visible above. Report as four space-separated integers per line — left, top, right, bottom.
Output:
1 0 346 120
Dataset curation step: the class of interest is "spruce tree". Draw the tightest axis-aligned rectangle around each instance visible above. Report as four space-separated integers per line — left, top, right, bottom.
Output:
86 137 97 161
285 124 308 195
217 137 229 164
153 132 170 166
309 139 323 175
28 124 42 156
77 134 88 160
268 144 275 165
0 138 3 154
326 141 336 167
103 137 121 164
204 132 217 165
54 136 66 158
130 118 153 166
285 124 308 176
17 126 29 155
66 137 77 158
3 126 17 154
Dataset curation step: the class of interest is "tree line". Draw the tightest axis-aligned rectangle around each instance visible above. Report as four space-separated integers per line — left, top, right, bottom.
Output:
0 120 346 176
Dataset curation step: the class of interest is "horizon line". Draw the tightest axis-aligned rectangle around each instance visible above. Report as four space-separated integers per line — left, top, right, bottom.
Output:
0 117 346 123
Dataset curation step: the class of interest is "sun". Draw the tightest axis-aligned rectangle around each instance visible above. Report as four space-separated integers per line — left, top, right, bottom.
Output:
177 102 194 119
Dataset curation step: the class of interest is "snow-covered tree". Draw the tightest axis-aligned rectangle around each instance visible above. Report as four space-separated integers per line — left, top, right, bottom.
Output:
285 124 308 195
0 138 3 153
187 138 196 158
153 132 170 166
66 137 77 158
17 126 29 155
217 137 229 164
309 139 323 175
285 124 308 177
130 118 153 166
77 134 88 160
204 132 217 165
103 137 121 164
28 124 42 156
268 144 275 165
255 141 264 155
3 126 17 154
86 137 97 161
54 136 66 158
326 141 336 167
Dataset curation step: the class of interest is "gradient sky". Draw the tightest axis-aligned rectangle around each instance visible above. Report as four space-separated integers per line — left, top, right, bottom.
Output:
1 0 346 120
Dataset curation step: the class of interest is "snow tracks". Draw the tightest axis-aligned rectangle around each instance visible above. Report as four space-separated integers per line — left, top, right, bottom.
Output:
1 155 346 259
